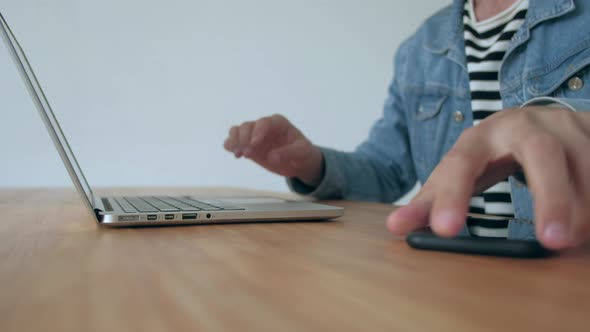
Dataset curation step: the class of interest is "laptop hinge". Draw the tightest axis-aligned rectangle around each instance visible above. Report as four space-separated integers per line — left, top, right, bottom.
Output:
94 208 104 223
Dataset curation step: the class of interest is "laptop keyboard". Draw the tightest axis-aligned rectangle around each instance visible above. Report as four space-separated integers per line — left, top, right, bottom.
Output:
113 196 245 213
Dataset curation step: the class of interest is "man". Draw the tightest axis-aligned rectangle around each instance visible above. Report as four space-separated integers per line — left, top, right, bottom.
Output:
224 0 590 251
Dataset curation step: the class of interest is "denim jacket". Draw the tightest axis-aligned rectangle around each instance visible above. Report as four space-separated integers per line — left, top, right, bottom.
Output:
289 0 590 240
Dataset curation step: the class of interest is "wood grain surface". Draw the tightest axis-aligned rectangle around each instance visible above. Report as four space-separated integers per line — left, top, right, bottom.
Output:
0 187 589 332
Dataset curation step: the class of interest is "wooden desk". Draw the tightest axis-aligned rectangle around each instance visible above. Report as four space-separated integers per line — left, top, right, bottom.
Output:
0 188 589 332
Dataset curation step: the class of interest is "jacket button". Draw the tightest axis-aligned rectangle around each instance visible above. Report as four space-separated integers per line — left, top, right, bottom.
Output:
568 77 584 91
453 111 465 122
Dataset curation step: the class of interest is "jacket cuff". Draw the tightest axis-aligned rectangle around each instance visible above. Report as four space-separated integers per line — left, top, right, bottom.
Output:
521 97 590 112
286 147 345 199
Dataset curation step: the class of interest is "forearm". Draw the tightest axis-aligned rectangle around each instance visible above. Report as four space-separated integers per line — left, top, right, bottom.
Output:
287 147 416 203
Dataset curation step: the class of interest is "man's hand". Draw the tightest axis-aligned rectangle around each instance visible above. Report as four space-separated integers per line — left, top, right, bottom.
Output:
224 114 324 187
386 106 590 250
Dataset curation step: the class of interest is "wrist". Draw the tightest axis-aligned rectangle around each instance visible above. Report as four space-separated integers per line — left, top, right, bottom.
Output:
296 147 325 187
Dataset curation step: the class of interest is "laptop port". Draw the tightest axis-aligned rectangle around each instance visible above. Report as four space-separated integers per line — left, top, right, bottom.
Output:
165 214 175 220
119 215 139 222
147 214 158 221
182 213 198 220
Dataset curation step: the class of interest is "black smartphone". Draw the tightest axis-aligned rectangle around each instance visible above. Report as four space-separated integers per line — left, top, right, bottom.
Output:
406 229 553 258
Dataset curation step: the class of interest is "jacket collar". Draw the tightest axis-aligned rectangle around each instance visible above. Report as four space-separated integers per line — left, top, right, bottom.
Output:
424 0 576 54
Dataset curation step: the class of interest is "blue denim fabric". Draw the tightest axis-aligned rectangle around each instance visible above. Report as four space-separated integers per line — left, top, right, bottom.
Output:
289 0 590 240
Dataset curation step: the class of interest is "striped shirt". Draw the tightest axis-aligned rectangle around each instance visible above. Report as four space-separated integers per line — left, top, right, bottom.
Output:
463 0 529 238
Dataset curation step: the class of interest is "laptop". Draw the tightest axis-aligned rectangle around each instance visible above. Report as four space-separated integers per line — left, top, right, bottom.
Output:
0 12 343 226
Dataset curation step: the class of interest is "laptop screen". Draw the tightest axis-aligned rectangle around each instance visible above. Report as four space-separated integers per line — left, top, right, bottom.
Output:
0 12 96 211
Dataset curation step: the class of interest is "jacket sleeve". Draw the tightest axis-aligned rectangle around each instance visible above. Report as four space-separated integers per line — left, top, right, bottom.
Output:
287 42 418 203
521 96 590 112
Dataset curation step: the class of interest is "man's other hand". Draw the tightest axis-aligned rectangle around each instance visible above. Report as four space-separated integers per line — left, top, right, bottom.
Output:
387 106 590 250
224 114 324 187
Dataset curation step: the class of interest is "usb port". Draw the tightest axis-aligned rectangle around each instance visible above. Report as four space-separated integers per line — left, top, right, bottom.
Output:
182 213 197 220
147 214 158 221
165 214 175 220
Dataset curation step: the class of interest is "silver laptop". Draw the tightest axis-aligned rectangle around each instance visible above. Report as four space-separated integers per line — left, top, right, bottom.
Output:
0 12 343 226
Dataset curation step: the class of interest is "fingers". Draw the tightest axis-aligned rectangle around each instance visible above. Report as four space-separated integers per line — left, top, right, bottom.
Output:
251 115 283 147
395 127 490 238
236 122 255 158
224 126 239 154
496 110 575 249
544 112 590 248
224 115 290 159
428 146 489 237
513 132 572 249
224 122 255 158
569 150 590 247
421 126 493 237
386 193 432 236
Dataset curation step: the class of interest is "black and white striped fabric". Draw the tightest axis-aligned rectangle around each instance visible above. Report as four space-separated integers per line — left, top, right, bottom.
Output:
463 0 529 238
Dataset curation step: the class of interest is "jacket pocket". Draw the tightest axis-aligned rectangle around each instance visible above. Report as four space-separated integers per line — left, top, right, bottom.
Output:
416 94 448 121
405 84 464 181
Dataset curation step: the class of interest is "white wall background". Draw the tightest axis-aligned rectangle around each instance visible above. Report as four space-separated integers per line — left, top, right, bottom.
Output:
0 0 448 203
